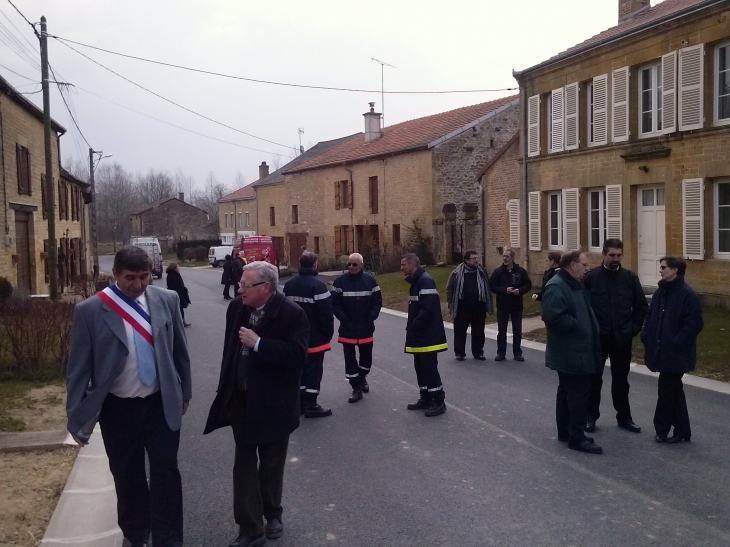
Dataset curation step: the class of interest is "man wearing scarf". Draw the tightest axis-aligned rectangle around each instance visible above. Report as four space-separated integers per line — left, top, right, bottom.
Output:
446 251 493 361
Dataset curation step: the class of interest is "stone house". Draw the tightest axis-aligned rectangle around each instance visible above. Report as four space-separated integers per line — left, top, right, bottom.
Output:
281 97 520 268
130 193 215 251
509 0 730 305
219 180 258 245
0 74 92 295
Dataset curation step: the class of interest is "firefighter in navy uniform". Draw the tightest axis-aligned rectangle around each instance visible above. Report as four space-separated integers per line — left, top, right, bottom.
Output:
283 251 335 418
331 253 382 404
401 253 448 417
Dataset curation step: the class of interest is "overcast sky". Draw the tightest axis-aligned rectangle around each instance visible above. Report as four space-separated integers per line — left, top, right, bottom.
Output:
2 0 642 190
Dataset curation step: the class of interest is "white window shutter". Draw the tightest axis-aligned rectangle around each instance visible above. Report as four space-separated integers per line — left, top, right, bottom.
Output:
605 184 622 240
679 44 704 131
562 188 580 251
592 74 608 145
661 50 677 134
682 178 704 260
528 191 542 251
611 67 630 142
564 83 579 150
507 199 520 248
550 88 564 153
527 95 540 157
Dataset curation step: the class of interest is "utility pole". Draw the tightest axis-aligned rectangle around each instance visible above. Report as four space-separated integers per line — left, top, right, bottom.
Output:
40 16 58 299
89 148 99 278
372 58 395 127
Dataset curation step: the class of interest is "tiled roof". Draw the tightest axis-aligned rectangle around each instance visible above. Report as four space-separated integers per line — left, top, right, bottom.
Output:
516 0 720 76
287 95 520 173
219 181 257 202
130 196 206 216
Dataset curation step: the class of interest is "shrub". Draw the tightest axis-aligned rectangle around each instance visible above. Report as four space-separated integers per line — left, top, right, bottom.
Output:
0 276 12 302
175 239 221 260
193 246 208 261
403 220 434 265
183 248 196 260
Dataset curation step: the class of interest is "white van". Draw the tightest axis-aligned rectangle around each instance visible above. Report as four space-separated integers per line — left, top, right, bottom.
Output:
130 237 163 279
209 246 233 267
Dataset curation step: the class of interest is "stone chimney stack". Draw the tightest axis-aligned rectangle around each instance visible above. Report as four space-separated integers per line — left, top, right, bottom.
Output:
259 161 269 180
618 0 651 23
363 102 382 143
178 192 184 202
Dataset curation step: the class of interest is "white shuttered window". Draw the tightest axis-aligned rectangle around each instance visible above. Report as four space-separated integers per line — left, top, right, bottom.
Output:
662 51 677 133
683 178 705 260
527 95 540 157
605 184 623 240
507 199 520 248
550 87 565 153
592 74 608 145
564 83 579 150
562 188 580 251
679 44 704 131
528 191 542 251
612 66 630 142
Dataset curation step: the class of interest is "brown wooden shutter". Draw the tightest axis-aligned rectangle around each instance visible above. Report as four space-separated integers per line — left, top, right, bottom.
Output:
347 225 354 251
334 181 340 210
65 183 70 220
58 180 63 218
44 239 50 283
16 144 22 193
334 226 341 255
346 180 353 209
41 175 47 219
369 176 378 214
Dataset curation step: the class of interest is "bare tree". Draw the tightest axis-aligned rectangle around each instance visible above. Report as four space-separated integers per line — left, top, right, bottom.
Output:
173 168 195 197
192 171 230 235
62 156 89 182
137 169 174 205
270 154 283 171
234 171 247 188
95 163 139 248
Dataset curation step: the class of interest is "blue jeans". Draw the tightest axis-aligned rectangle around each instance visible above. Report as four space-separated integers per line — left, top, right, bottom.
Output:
496 308 522 357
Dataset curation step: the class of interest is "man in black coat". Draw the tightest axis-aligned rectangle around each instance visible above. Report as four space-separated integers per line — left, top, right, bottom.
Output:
582 239 648 434
222 254 234 300
204 261 308 547
489 248 532 362
231 252 245 290
283 251 334 418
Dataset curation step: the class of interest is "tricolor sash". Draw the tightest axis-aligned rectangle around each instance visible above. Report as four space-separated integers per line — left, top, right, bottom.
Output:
98 284 154 346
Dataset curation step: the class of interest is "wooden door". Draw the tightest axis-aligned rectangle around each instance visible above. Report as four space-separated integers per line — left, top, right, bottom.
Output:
637 186 666 286
287 233 307 267
14 212 32 292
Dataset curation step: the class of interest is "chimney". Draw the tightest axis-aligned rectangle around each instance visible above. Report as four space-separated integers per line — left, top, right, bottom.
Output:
618 0 650 23
363 102 382 143
259 161 269 180
178 192 184 202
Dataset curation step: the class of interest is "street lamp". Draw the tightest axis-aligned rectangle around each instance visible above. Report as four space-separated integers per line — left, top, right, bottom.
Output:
89 149 112 278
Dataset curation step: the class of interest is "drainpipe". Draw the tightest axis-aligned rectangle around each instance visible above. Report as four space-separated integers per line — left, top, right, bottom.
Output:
478 178 486 268
520 84 529 273
345 166 354 255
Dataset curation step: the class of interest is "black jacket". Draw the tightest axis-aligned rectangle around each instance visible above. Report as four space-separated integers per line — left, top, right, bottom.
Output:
583 265 648 347
221 259 233 285
331 269 382 342
283 268 334 351
231 256 245 284
640 276 703 374
404 267 447 353
204 291 309 444
489 264 532 311
535 267 559 301
166 270 190 308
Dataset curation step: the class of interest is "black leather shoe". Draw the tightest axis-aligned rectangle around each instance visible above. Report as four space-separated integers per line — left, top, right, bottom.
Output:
122 539 148 547
304 404 332 418
456 354 466 361
361 381 370 393
348 390 363 403
424 401 446 417
495 355 506 362
618 420 641 433
514 355 525 362
568 439 603 454
585 418 596 432
229 533 266 547
559 435 593 443
666 433 691 444
407 398 431 410
655 434 669 443
265 518 283 539
474 354 486 361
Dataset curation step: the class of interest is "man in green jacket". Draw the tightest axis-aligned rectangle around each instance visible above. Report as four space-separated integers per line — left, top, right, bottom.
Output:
541 251 603 455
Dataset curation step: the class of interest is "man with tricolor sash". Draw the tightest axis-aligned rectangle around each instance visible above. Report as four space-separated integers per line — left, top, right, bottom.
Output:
401 253 448 417
283 251 335 418
331 252 382 404
66 246 192 547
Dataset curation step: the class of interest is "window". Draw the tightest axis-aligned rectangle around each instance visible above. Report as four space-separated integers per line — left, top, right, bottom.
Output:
16 144 30 196
314 236 320 255
715 179 730 257
639 63 663 136
393 224 401 246
587 81 597 145
588 189 607 251
369 176 378 214
238 212 242 226
340 226 350 254
334 179 352 210
269 206 275 226
548 191 563 249
291 205 298 224
716 42 730 126
245 212 250 227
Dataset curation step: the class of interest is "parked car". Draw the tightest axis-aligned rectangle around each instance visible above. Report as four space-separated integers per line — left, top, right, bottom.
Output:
208 245 233 267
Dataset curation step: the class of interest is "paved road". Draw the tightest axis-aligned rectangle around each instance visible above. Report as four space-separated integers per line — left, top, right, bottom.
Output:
109 261 730 546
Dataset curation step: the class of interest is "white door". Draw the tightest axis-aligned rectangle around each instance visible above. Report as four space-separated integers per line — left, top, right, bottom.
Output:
637 186 666 286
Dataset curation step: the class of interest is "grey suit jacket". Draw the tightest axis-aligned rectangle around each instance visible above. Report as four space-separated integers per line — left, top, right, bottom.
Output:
66 284 192 436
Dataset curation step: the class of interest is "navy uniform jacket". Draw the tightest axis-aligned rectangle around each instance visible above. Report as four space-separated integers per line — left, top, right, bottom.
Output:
283 267 334 352
404 267 447 354
331 269 382 343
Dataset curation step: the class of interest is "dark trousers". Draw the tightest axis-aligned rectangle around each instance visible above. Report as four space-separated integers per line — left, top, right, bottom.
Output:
228 391 290 537
453 304 487 357
179 301 186 322
588 337 633 423
654 372 691 439
556 372 592 446
413 352 445 402
301 351 325 404
496 308 523 357
98 392 183 547
343 342 372 389
223 283 233 298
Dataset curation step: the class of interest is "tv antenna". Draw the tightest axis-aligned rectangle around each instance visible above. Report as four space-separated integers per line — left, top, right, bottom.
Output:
372 58 395 127
298 128 304 155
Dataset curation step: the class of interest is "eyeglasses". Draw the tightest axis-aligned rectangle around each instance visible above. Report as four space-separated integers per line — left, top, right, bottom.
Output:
347 263 361 267
240 281 267 290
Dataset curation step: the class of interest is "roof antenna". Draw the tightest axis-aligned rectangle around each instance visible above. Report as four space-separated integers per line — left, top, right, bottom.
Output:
298 128 305 155
372 58 395 127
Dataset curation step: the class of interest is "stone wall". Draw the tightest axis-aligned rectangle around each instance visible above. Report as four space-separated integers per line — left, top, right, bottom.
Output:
134 199 215 243
218 198 258 242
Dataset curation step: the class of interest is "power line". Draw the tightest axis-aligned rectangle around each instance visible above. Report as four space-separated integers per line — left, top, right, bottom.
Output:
52 35 518 95
0 6 37 52
0 61 36 81
49 63 91 148
5 0 37 38
56 39 296 151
